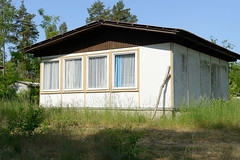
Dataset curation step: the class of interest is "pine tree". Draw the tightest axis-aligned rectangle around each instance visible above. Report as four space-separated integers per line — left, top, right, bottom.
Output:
110 0 138 23
86 0 138 24
11 0 39 80
0 0 15 76
86 0 110 23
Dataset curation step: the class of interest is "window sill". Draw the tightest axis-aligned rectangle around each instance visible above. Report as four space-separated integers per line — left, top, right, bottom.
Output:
112 88 138 92
86 89 109 93
63 90 84 94
41 90 61 94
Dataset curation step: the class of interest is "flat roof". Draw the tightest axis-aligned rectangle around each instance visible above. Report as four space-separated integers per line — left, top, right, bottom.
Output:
24 20 240 61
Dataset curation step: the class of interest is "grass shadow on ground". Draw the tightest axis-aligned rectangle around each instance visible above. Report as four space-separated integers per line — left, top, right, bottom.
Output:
1 127 240 160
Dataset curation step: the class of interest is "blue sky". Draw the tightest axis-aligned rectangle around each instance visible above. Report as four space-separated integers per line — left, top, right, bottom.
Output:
9 0 240 59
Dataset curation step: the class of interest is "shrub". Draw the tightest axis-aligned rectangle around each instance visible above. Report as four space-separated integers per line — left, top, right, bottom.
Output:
105 128 145 160
6 105 46 136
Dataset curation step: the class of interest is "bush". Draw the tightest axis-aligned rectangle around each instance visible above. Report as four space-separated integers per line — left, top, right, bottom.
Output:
105 128 145 160
6 105 46 136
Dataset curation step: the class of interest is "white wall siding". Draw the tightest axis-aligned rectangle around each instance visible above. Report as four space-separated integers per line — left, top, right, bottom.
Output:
173 44 229 107
40 94 61 107
39 43 230 109
211 57 220 99
173 44 188 107
85 92 110 108
111 92 138 108
62 93 84 107
219 60 229 99
200 53 211 99
139 43 171 109
188 49 201 103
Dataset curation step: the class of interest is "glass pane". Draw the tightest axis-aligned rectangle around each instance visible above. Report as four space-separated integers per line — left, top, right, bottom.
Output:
43 61 59 90
65 59 82 89
88 56 107 88
115 54 135 87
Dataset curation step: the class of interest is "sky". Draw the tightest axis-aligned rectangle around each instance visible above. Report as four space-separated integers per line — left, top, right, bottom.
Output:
8 0 240 60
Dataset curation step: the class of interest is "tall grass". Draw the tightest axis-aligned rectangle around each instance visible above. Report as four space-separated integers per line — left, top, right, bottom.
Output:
1 98 240 131
176 98 240 131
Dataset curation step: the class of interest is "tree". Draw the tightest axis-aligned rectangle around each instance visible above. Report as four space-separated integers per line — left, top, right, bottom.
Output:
86 0 138 23
86 0 110 24
11 0 39 80
229 62 240 95
110 0 138 23
59 21 67 34
0 61 19 99
0 0 15 76
210 36 235 50
38 8 68 39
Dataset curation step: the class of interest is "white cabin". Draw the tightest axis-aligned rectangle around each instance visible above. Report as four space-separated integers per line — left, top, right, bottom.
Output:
24 20 240 110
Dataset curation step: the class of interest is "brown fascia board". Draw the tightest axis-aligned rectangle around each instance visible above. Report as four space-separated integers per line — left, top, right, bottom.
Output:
23 20 240 61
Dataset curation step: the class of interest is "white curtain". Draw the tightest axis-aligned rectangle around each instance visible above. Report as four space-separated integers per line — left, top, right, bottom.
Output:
43 61 59 90
88 56 107 88
65 59 82 89
121 54 135 87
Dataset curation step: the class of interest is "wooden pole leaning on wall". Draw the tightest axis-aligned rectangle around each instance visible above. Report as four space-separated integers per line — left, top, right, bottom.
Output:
152 66 171 119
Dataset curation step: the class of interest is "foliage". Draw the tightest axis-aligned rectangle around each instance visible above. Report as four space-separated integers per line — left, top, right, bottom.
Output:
29 84 39 103
229 62 240 95
0 61 18 99
0 0 15 74
5 104 45 136
86 0 110 24
210 36 235 50
110 0 138 23
0 1 40 101
86 0 138 23
105 128 144 160
10 0 39 80
59 21 67 34
38 8 68 39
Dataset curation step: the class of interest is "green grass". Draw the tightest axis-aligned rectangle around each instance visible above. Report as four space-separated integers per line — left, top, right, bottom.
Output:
0 98 240 159
176 98 240 131
41 98 240 131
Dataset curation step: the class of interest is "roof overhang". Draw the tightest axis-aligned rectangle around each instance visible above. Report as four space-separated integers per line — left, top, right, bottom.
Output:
24 20 240 62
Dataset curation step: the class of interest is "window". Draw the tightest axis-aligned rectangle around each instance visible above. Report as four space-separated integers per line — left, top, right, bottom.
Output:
42 60 59 90
64 58 83 90
88 55 108 89
114 53 136 88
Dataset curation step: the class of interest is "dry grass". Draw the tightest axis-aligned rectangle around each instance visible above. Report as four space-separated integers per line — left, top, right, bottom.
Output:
139 128 240 160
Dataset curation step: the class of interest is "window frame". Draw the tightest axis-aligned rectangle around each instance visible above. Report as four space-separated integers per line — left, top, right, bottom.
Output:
63 56 84 91
41 58 61 92
112 51 138 90
86 54 109 90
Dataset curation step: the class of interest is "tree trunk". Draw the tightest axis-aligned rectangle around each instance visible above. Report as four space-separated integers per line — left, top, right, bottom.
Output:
2 9 5 76
2 28 5 76
24 54 26 79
